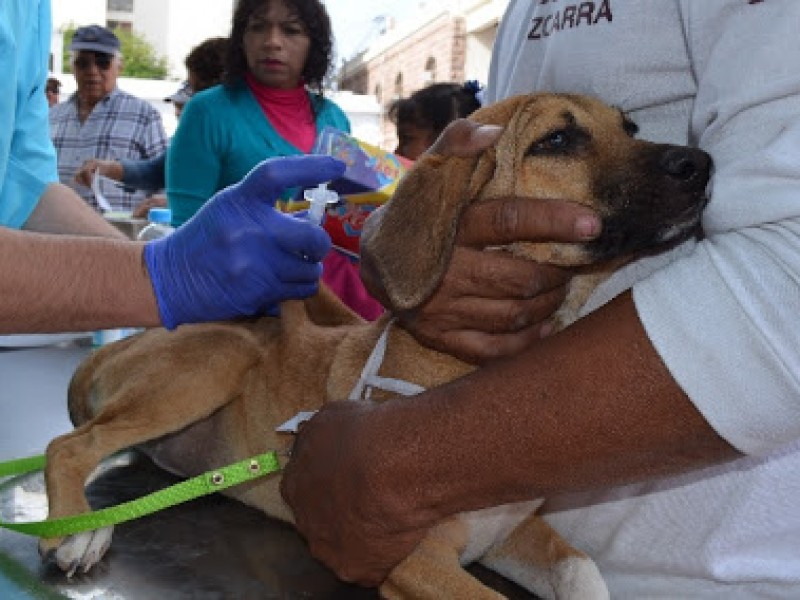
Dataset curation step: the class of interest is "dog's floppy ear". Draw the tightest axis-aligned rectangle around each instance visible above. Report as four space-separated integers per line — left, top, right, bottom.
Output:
362 96 530 311
361 153 485 310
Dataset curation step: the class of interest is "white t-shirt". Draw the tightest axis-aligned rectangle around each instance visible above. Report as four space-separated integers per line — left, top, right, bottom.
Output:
485 1 800 596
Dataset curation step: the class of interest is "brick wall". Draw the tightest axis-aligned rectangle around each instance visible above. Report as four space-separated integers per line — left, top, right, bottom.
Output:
339 13 466 151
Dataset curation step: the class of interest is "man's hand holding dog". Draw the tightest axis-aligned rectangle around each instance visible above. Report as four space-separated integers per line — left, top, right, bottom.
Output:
360 119 602 364
282 401 431 587
283 120 608 587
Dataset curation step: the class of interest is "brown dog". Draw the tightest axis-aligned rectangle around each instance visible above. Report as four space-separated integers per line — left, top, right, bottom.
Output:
40 93 710 599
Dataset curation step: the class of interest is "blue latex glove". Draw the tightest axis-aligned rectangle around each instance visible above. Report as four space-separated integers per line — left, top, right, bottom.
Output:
144 155 346 329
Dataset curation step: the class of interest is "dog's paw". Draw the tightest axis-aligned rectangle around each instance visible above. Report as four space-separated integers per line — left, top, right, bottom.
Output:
480 553 608 600
549 555 609 600
39 527 114 577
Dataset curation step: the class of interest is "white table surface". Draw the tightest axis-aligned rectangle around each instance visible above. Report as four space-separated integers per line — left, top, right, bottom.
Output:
0 344 90 461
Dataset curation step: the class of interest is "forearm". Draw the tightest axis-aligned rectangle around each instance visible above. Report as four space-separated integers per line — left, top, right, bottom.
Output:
0 226 160 333
365 291 739 519
24 183 126 238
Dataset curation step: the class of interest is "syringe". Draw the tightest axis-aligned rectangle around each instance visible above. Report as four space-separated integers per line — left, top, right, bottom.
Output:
303 182 339 225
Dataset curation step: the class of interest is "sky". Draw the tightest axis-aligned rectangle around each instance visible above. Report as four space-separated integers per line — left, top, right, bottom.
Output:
326 1 418 63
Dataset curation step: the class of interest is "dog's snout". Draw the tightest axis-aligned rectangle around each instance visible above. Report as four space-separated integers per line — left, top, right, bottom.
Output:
660 147 711 182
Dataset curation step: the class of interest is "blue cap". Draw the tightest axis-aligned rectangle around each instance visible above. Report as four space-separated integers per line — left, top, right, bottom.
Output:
164 81 193 105
147 208 172 224
70 25 121 55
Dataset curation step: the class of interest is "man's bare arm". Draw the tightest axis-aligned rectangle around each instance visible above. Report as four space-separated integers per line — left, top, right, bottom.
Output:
282 291 740 585
0 226 159 333
23 182 126 237
1 183 158 333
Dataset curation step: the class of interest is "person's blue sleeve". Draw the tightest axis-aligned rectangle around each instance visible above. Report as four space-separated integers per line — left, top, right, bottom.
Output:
0 0 58 229
120 151 166 192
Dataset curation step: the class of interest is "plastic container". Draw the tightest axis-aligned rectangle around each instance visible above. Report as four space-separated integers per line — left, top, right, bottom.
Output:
93 328 138 347
92 209 174 348
137 207 175 241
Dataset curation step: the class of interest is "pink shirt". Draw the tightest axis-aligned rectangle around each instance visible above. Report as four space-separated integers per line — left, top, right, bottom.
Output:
322 251 384 321
245 73 316 153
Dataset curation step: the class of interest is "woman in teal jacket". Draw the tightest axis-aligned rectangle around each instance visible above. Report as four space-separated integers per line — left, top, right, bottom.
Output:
166 0 384 320
166 0 351 228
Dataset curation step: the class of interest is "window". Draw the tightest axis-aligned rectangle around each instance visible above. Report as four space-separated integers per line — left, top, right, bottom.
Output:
107 20 132 33
108 0 134 12
423 57 437 84
394 73 403 99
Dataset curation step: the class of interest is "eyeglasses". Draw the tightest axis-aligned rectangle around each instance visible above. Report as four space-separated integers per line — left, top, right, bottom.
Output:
74 52 114 71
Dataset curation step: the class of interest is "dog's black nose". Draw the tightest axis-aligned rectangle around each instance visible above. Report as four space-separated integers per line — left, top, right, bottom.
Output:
660 147 708 181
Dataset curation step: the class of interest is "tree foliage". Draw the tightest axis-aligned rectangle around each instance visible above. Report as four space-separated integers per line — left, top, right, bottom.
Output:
62 24 169 79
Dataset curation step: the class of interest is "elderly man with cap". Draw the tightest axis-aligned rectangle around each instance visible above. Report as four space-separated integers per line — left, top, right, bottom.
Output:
72 36 229 217
49 25 168 214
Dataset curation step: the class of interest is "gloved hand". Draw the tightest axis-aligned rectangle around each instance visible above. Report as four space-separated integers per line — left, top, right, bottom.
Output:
144 155 346 329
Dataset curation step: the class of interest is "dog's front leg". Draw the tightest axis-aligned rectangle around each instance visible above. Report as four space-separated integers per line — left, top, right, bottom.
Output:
40 325 265 575
38 419 119 576
380 517 505 600
479 512 608 600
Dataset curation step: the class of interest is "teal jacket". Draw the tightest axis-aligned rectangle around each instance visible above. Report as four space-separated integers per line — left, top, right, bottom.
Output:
166 82 351 226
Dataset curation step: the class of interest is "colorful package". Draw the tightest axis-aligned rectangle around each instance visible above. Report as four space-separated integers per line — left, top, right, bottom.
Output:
292 127 412 257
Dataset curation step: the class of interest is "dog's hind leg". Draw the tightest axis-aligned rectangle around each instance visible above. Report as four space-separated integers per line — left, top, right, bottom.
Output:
479 513 609 600
39 325 264 575
381 518 505 600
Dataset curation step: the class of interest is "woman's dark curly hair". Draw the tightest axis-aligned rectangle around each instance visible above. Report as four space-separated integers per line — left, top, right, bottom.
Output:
223 0 334 95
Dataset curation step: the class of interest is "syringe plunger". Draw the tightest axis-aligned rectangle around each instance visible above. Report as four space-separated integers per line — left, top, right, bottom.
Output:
304 183 339 225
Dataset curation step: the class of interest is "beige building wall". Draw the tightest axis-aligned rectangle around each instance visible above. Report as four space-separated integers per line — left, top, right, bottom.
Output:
463 0 510 82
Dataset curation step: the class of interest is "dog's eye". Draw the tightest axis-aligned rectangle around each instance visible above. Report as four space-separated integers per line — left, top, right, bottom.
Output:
528 128 585 155
543 131 569 148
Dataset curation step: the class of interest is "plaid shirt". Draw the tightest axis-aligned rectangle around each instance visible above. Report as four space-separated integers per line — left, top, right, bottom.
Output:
49 88 168 212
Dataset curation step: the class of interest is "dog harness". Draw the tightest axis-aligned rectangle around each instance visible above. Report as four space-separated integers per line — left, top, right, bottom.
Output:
348 319 427 400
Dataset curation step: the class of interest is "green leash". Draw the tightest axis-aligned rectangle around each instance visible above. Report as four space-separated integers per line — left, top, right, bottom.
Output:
0 455 47 479
0 451 281 538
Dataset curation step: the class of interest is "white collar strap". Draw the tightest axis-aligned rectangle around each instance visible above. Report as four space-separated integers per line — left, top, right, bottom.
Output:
348 319 427 401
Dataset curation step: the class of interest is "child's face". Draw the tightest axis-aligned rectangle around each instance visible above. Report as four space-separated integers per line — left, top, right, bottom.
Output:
395 122 437 161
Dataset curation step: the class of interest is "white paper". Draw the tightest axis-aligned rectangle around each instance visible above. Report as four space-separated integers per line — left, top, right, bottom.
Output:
91 169 115 213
